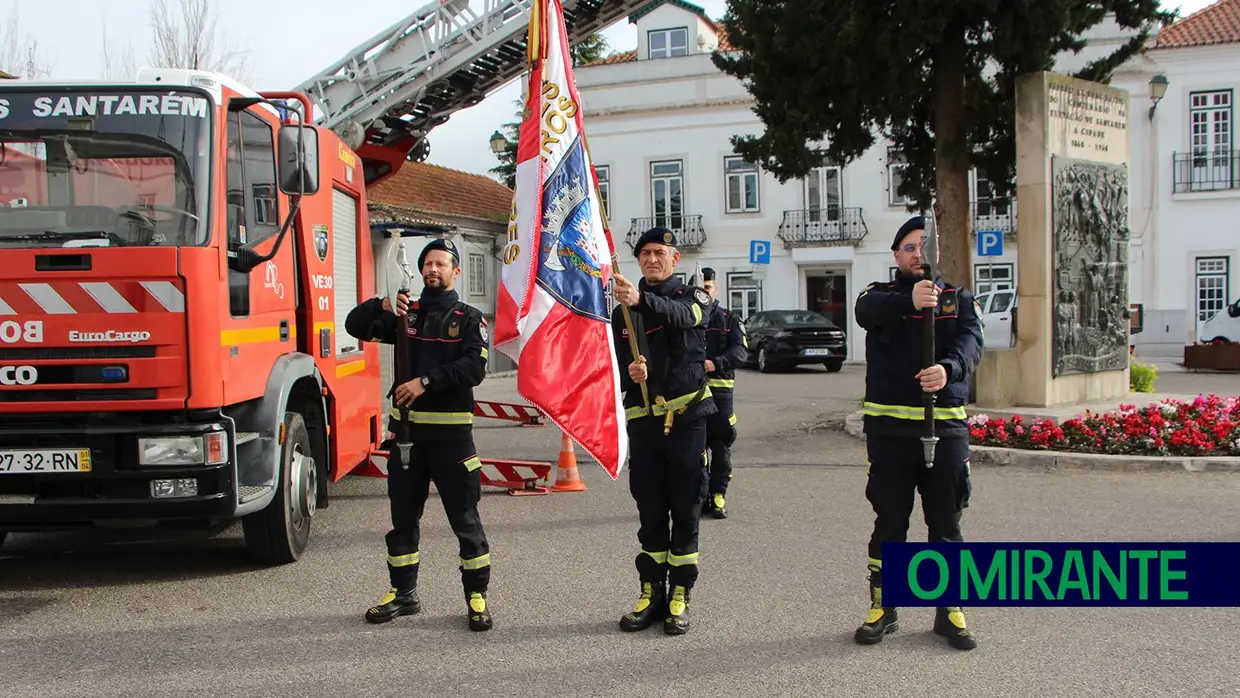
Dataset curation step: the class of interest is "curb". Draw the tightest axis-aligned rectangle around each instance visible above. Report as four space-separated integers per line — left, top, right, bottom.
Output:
843 410 1240 473
487 369 518 378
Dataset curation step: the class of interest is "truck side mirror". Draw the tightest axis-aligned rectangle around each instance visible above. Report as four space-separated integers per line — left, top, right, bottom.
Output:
277 125 320 196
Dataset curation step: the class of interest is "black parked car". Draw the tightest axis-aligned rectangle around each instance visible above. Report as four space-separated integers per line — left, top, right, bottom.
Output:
741 309 847 373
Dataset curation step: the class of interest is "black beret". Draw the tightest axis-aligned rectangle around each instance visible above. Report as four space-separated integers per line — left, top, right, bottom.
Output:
701 267 716 281
891 216 925 251
418 237 459 268
632 227 677 257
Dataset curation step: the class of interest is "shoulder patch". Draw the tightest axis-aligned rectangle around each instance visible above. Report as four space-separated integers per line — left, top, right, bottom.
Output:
479 321 489 343
941 289 957 314
693 288 710 306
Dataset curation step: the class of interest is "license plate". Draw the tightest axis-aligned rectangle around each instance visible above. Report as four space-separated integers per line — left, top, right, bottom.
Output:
0 449 92 473
802 347 831 357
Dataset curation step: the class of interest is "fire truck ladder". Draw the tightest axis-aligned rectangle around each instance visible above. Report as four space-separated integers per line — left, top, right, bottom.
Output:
293 0 656 185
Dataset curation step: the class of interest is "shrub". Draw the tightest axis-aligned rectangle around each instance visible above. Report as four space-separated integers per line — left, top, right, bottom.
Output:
1130 356 1158 393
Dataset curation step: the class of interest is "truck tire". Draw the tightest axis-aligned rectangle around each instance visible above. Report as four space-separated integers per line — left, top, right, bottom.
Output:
242 411 317 565
0 531 7 552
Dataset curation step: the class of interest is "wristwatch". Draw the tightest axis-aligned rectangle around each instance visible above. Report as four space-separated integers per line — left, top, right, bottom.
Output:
420 376 432 388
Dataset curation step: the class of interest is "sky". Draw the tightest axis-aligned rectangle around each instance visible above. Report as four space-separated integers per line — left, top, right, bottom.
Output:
2 0 1219 183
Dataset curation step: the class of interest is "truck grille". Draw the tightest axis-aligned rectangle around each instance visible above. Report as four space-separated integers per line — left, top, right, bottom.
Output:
0 347 156 360
0 389 157 402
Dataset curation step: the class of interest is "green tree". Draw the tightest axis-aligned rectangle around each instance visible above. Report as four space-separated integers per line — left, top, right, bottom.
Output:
712 2 1176 287
490 33 612 188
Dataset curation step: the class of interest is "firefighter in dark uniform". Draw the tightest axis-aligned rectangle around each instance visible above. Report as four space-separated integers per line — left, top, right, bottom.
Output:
853 215 983 651
344 238 494 632
696 267 747 519
610 227 716 636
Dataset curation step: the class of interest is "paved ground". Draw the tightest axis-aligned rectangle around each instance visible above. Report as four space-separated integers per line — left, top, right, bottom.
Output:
2 364 1240 697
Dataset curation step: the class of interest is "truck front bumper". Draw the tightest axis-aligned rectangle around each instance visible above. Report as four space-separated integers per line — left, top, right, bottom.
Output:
0 414 237 531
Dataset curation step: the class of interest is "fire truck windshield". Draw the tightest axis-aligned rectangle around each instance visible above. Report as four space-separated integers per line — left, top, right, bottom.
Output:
0 88 211 249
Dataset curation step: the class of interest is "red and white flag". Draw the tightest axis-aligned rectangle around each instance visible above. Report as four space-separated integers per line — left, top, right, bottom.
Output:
492 0 628 479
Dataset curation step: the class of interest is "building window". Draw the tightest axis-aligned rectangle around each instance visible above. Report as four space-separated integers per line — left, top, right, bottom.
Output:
1187 90 1234 192
1196 256 1230 339
650 159 684 231
468 253 486 297
887 148 914 206
973 170 1011 219
648 28 688 59
805 165 842 222
594 165 610 219
975 263 1014 295
724 156 759 213
727 272 762 320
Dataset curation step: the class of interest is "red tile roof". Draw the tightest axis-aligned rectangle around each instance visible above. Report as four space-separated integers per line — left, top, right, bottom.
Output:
1155 0 1240 48
368 161 512 225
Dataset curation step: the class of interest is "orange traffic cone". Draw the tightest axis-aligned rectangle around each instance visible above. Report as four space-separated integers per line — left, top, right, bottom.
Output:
549 431 587 492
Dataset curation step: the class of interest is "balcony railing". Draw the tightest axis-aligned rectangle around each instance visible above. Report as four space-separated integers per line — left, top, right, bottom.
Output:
970 200 1016 240
626 215 707 249
1173 150 1239 194
777 207 868 247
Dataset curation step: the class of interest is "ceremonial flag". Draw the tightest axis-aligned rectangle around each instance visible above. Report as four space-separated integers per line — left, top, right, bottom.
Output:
492 0 629 479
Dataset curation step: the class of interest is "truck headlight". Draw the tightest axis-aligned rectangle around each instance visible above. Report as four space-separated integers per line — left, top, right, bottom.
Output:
139 432 228 466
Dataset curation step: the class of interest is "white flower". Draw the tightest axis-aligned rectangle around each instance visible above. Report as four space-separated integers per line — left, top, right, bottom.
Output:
968 414 990 425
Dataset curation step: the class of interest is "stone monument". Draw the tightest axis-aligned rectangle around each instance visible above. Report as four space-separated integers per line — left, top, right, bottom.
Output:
975 71 1131 408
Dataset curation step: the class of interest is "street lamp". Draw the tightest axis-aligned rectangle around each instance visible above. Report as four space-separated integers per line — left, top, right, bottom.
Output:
489 130 508 154
1148 74 1169 119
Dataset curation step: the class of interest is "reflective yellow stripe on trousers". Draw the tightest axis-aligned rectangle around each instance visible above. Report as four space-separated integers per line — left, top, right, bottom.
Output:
388 552 420 567
625 387 714 420
706 378 735 389
388 408 474 425
862 401 967 421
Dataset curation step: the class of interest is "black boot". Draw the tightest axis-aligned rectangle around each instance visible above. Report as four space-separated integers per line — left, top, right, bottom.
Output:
619 581 666 632
364 587 421 624
663 585 691 635
709 493 728 519
854 569 898 644
934 607 977 650
466 591 493 631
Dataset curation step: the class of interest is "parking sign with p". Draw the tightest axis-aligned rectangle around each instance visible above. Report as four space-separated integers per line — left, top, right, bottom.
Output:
749 239 771 265
977 230 1003 257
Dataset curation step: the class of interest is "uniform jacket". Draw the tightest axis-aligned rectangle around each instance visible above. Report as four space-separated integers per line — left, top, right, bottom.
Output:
610 275 718 424
704 302 747 394
855 272 983 438
345 288 488 441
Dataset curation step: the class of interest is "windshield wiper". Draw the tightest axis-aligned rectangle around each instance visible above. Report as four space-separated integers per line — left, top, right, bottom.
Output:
0 230 128 247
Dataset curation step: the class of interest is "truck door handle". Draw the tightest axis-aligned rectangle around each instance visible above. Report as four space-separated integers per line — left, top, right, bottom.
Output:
280 319 290 342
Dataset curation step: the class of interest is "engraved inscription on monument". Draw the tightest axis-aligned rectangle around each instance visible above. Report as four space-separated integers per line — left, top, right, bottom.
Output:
1051 156 1130 377
1046 77 1128 162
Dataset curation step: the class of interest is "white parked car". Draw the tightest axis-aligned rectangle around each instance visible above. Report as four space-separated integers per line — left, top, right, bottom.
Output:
1199 299 1240 344
974 289 1016 350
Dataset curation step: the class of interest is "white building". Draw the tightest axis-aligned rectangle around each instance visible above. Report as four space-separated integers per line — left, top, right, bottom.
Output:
1107 0 1240 352
575 0 1240 361
577 0 1017 362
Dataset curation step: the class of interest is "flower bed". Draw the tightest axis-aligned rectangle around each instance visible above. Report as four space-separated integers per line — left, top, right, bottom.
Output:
967 394 1240 457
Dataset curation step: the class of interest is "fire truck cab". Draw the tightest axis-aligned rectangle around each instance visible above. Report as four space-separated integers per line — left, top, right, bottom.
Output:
0 69 386 563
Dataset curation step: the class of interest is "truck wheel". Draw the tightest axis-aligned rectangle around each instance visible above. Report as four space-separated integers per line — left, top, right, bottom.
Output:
0 531 7 551
242 411 317 565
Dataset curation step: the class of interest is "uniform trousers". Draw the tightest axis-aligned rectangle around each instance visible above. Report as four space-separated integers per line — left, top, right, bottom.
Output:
383 437 491 594
628 416 709 589
705 391 736 495
865 435 972 566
